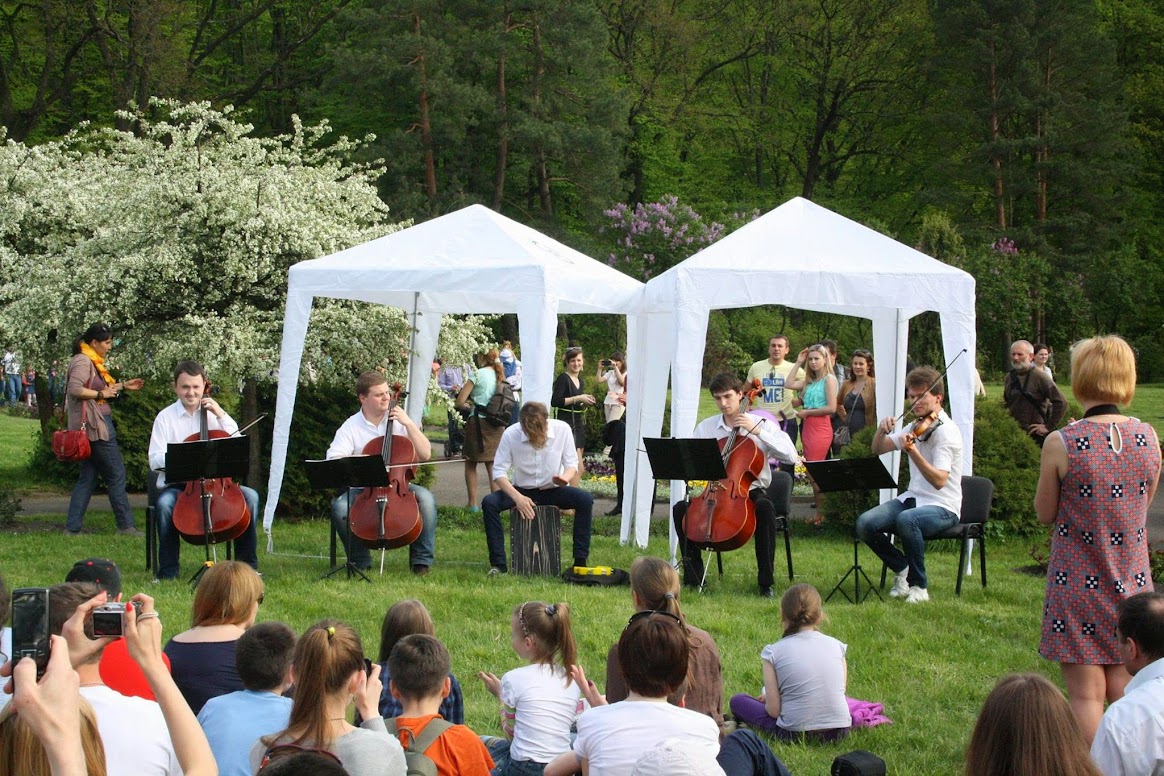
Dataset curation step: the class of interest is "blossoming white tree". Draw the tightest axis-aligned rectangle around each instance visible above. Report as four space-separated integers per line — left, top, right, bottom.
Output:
0 99 492 395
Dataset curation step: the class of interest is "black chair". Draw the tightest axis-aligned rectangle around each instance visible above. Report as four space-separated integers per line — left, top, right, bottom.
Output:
878 475 994 595
712 469 795 582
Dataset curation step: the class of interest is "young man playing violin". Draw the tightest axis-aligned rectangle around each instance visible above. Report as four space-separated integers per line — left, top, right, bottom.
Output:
327 370 437 575
147 360 260 580
673 372 799 597
855 366 963 604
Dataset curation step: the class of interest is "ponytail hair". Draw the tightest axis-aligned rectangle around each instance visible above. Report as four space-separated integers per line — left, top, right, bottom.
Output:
267 620 364 749
514 601 578 684
780 583 824 638
629 556 685 625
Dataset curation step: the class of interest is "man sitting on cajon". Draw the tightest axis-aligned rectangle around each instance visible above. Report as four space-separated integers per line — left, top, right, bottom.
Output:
481 402 593 575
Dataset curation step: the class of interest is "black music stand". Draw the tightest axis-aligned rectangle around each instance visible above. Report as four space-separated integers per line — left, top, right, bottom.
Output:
165 435 250 586
804 457 897 604
644 438 728 591
304 457 389 582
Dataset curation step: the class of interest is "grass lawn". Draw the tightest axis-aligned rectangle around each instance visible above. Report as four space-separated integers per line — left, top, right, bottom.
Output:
1 505 1052 775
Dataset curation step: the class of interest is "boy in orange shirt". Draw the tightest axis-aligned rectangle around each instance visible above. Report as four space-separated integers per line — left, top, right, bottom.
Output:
389 634 495 776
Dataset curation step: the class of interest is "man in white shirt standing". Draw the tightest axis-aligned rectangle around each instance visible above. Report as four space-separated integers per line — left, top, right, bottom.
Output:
672 372 800 598
483 401 593 575
855 366 963 604
147 360 260 581
1092 592 1164 776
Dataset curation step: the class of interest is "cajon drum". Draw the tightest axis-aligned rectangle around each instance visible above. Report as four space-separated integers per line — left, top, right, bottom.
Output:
510 505 561 576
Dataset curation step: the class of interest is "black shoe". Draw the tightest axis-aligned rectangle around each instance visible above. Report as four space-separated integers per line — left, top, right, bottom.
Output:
411 564 430 576
605 504 622 516
760 586 775 598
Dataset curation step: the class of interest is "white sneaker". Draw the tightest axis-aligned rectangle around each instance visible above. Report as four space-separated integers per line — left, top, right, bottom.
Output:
888 569 910 598
904 586 930 604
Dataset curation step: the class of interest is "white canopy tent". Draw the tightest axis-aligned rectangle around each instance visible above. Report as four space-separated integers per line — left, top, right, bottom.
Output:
621 197 977 550
262 204 645 532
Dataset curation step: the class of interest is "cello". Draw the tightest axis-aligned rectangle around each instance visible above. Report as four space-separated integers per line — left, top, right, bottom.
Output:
170 383 252 546
683 379 766 552
348 383 422 550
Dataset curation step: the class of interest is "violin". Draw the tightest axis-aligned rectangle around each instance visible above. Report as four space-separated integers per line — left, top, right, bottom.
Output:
349 383 422 550
902 409 940 451
683 379 766 552
170 381 252 545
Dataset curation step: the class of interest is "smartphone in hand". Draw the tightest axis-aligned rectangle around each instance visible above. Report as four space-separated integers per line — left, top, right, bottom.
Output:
11 588 52 681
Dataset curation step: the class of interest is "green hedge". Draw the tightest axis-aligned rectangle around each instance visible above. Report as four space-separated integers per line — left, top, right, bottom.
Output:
819 398 1042 536
30 381 435 520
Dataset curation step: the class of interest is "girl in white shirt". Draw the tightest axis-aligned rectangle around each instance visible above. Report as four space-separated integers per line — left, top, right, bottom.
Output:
479 601 583 776
729 583 851 742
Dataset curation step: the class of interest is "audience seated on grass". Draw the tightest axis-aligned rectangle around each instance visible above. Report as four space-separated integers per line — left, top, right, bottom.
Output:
197 621 296 776
729 583 850 743
478 601 583 775
49 582 183 775
388 633 494 775
374 599 464 724
604 557 723 729
64 557 171 701
964 673 1103 776
544 612 792 776
251 620 406 776
165 560 264 714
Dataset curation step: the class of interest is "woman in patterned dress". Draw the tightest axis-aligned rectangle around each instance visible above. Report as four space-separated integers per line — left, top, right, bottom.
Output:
1036 335 1162 743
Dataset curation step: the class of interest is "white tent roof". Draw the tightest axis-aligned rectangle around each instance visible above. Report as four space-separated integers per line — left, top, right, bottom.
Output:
263 204 645 531
622 197 977 548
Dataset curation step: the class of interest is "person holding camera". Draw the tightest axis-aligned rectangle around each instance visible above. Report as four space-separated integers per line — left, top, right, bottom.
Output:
37 583 216 775
596 353 627 424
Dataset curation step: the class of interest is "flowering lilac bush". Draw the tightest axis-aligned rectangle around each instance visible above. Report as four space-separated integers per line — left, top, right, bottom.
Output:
603 195 725 280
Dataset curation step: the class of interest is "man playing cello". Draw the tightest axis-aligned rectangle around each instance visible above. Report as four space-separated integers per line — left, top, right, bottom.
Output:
327 370 437 575
148 360 260 581
673 373 799 597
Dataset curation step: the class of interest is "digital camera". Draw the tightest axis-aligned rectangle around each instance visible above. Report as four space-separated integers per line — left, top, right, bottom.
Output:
92 601 142 637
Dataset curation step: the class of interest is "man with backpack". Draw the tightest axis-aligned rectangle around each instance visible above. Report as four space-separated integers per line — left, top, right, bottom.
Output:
481 402 594 576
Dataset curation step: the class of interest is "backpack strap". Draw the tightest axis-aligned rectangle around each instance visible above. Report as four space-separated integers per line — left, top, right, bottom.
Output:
410 719 455 753
384 717 455 752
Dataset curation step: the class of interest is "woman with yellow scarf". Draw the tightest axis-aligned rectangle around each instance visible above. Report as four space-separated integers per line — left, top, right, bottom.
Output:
65 322 145 535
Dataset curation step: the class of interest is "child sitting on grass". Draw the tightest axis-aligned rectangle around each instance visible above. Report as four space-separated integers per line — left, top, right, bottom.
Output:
197 621 296 776
545 613 792 776
375 599 464 723
389 634 495 776
478 601 584 775
729 583 850 742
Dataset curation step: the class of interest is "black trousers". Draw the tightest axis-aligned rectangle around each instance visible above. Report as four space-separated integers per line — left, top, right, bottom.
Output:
673 489 778 589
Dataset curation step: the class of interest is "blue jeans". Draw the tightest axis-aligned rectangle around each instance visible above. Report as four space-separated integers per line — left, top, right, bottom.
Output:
717 729 793 776
155 483 261 579
4 374 20 405
483 737 546 776
66 416 135 531
331 484 437 569
481 486 593 571
855 497 957 589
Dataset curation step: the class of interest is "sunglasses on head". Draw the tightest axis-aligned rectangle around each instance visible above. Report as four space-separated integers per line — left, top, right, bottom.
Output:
625 609 683 631
259 743 343 771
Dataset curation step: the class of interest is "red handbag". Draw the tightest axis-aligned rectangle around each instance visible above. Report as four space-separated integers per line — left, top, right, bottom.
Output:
53 402 92 462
